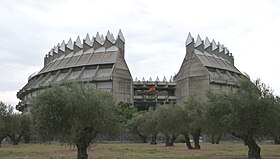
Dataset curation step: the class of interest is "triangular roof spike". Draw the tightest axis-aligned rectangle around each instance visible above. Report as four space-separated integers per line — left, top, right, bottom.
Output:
149 77 152 81
101 34 105 42
110 33 115 42
49 48 54 55
204 37 211 49
84 33 92 45
212 39 218 50
85 33 90 41
117 29 125 42
163 76 167 82
95 32 102 44
185 32 193 46
195 34 203 47
105 31 115 43
218 42 223 52
135 77 138 81
59 40 65 51
66 38 73 50
169 75 173 82
224 47 229 54
54 44 59 53
75 36 82 48
106 30 111 38
142 77 145 81
156 76 159 82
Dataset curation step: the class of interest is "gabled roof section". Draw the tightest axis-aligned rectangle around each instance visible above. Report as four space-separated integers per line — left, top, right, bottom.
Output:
54 44 59 53
84 33 92 46
59 40 65 52
75 36 82 48
185 32 193 46
66 38 73 50
194 49 241 74
195 35 203 47
204 37 211 49
181 33 242 75
100 35 105 44
95 32 102 44
212 39 218 51
39 30 125 74
117 29 125 42
106 31 115 43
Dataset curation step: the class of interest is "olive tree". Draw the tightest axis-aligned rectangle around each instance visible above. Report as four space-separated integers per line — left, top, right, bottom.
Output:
31 82 122 159
8 113 32 145
156 104 182 146
126 112 149 143
7 114 24 145
274 97 280 144
117 102 137 123
0 102 13 147
0 102 32 146
205 78 280 159
182 97 205 149
138 109 158 144
177 103 193 149
203 93 228 144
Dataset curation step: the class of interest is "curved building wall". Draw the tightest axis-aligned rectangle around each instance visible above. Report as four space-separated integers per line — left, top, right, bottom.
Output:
17 30 132 112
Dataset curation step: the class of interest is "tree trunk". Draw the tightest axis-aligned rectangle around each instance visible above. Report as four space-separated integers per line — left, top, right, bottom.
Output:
165 134 170 146
151 133 157 145
215 135 221 144
137 133 148 143
243 136 261 159
170 135 176 146
193 135 200 149
274 136 280 144
0 136 5 148
191 130 201 149
211 135 221 144
183 133 193 149
76 143 89 159
8 133 23 145
23 134 30 143
210 135 215 144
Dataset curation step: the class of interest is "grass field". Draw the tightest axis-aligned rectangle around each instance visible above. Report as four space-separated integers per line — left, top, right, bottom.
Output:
0 142 280 159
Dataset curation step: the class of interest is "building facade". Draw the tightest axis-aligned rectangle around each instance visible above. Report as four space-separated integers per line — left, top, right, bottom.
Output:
133 77 177 110
16 31 242 112
17 30 132 112
174 33 242 103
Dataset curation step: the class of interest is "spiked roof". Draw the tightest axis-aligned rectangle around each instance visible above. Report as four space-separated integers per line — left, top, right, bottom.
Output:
186 33 241 74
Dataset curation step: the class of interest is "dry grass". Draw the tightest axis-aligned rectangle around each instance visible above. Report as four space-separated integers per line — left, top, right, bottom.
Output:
0 142 280 159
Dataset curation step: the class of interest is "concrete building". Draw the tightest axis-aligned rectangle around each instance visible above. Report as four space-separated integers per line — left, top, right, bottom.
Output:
174 33 242 103
16 31 242 112
16 30 132 112
133 76 177 110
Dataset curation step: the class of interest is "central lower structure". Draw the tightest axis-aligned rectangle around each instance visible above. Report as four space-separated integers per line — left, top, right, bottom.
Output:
16 31 242 112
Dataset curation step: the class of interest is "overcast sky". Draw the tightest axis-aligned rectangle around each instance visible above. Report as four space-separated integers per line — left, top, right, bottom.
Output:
1 0 280 107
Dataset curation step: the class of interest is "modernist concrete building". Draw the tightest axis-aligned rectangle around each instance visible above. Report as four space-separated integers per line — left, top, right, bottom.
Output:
133 76 177 110
174 33 242 103
17 30 132 112
16 31 242 112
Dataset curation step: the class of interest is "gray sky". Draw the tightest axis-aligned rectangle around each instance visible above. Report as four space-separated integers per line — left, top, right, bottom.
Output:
1 0 280 107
